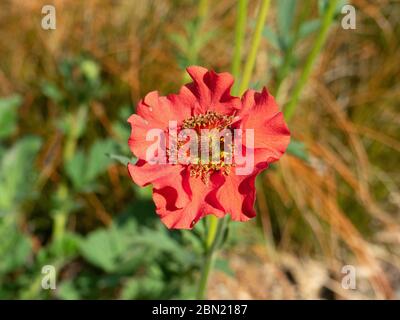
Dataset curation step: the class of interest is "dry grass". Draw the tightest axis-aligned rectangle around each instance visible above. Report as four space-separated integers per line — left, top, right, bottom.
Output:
253 0 400 299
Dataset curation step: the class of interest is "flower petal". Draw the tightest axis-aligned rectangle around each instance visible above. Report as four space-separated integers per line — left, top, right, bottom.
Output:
129 87 198 160
136 90 192 129
128 161 189 208
214 172 258 222
154 171 225 229
127 114 157 160
238 87 279 120
185 66 240 115
239 88 290 165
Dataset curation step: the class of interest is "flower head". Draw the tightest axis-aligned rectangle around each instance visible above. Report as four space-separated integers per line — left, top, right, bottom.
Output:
127 66 290 229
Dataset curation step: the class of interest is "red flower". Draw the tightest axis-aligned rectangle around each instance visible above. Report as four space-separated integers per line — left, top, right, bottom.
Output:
127 66 290 229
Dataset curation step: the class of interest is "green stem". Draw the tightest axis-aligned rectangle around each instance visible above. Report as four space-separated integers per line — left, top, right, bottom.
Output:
275 1 311 98
196 0 272 301
205 214 219 249
183 0 209 81
238 0 271 95
283 0 338 121
63 107 86 162
196 215 227 299
197 0 209 20
231 0 248 94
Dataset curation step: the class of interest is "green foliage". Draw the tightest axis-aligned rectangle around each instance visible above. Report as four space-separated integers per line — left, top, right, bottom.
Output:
57 280 81 300
286 139 309 162
107 153 135 166
262 26 280 50
120 265 165 299
277 0 297 49
0 95 22 139
263 1 331 87
299 19 321 38
0 130 42 298
74 217 201 299
80 219 196 273
318 0 347 17
65 139 118 191
0 52 212 299
86 140 117 183
61 106 88 141
42 57 105 107
0 136 42 214
214 258 235 277
0 218 32 275
37 232 82 265
169 19 216 69
79 222 136 273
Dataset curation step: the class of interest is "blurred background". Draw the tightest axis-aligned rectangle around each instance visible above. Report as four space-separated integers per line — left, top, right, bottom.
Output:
0 0 399 299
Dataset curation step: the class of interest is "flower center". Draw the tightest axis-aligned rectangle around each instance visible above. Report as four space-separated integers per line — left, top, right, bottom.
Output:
180 111 235 184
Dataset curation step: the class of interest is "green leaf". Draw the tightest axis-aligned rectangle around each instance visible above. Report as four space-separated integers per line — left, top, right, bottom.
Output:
277 0 297 50
80 59 100 83
61 106 88 140
0 95 22 139
85 139 117 182
262 26 280 50
319 0 347 16
121 266 165 299
169 33 189 53
299 19 321 39
65 139 118 191
277 0 297 36
112 114 131 149
0 218 32 274
318 0 329 15
41 81 64 103
79 223 136 273
65 151 86 190
135 184 152 200
0 136 42 213
74 106 89 139
37 232 81 265
120 278 140 299
80 220 192 275
57 281 81 300
107 153 135 166
287 139 309 162
269 52 284 68
215 258 235 277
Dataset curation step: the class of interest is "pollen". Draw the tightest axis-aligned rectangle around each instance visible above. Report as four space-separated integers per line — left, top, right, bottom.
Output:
181 111 235 184
182 111 235 130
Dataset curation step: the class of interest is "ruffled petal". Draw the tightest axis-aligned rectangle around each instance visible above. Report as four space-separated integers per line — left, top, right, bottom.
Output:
136 91 192 129
128 114 160 160
128 161 189 208
239 88 290 166
154 170 225 229
238 87 279 120
185 66 240 116
214 172 258 222
129 88 198 160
